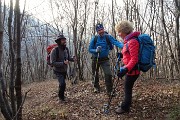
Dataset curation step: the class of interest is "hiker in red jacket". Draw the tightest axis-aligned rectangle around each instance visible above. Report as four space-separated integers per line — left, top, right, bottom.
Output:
115 21 140 114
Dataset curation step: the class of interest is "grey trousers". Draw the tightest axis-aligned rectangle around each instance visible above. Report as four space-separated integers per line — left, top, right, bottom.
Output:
92 59 113 93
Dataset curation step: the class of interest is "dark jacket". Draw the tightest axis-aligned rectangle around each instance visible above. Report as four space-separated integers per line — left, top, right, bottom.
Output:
50 45 73 73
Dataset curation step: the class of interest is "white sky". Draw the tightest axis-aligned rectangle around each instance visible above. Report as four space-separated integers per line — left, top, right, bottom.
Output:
2 0 124 23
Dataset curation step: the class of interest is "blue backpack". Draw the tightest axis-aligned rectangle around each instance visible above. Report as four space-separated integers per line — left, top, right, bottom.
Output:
126 34 156 72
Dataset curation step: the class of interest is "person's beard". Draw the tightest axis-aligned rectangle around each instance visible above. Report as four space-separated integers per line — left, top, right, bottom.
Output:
61 42 66 50
99 31 104 36
57 41 66 50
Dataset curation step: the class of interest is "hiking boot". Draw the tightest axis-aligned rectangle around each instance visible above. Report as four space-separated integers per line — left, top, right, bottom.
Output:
115 107 129 114
60 97 65 101
58 96 68 103
93 87 100 93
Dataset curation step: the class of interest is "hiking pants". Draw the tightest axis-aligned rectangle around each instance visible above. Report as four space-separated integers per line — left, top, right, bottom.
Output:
92 59 113 93
54 71 67 100
121 75 139 111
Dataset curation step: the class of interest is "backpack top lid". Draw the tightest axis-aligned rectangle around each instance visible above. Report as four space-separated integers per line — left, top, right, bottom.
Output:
46 44 58 54
138 34 154 45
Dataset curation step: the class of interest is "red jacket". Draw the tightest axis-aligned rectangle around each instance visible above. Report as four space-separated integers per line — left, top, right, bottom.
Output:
122 31 140 75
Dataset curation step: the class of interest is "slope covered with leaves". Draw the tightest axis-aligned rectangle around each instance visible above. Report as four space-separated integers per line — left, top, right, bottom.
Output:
21 79 180 120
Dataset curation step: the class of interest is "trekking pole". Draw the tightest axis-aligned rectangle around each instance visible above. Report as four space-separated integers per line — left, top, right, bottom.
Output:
103 55 121 114
103 77 120 114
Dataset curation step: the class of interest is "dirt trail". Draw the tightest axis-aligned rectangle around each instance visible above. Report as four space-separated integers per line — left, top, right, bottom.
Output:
20 79 180 120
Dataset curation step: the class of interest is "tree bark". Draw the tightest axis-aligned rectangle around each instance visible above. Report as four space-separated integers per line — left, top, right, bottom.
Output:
174 0 180 76
0 0 12 119
93 1 98 35
14 0 22 119
160 0 179 76
8 0 16 116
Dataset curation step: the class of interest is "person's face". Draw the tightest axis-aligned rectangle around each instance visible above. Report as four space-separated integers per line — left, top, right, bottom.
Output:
118 32 127 39
97 29 105 36
57 39 66 46
60 39 66 45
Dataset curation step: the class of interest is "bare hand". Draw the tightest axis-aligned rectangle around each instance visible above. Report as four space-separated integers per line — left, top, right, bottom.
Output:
73 56 77 61
64 60 69 65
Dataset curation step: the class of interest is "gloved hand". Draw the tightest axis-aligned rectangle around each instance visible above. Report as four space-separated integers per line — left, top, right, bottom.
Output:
96 46 102 53
116 52 123 58
117 67 128 78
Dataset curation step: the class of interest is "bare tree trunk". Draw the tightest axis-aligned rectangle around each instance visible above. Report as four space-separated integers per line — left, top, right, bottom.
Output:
14 0 22 119
0 0 12 119
160 0 179 77
93 1 98 35
0 0 2 80
0 71 12 120
44 24 49 79
125 0 129 20
72 0 83 81
111 0 117 39
24 39 34 82
174 0 180 76
8 0 16 116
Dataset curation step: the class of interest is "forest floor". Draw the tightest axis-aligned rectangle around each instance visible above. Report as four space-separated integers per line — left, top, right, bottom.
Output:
18 78 180 120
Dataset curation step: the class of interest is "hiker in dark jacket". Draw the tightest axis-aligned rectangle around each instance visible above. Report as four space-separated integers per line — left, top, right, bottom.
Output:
115 20 140 114
50 34 74 102
88 23 123 95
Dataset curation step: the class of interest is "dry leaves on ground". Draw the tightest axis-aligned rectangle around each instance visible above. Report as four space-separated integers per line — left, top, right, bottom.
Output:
22 79 180 120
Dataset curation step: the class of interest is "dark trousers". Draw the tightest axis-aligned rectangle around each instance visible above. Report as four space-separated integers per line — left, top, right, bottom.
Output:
54 71 67 100
121 75 139 111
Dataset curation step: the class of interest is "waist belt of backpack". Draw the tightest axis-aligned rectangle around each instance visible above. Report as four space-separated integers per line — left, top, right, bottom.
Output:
128 64 139 74
93 57 109 62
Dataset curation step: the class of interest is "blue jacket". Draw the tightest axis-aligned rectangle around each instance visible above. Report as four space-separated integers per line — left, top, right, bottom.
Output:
89 33 124 58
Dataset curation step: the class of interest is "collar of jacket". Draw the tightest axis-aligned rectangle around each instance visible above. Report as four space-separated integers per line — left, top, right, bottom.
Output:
124 31 141 43
98 33 106 38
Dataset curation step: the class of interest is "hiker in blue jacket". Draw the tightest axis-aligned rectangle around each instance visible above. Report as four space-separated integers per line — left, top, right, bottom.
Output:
88 23 123 95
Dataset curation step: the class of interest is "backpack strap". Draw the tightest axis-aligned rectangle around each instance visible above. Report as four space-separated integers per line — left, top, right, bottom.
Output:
93 35 111 47
125 39 139 72
55 47 59 60
105 35 111 46
126 41 129 52
126 37 139 52
56 47 70 61
93 35 98 48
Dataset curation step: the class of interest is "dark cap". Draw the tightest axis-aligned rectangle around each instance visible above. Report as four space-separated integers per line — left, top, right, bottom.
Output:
96 23 104 32
55 35 66 43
